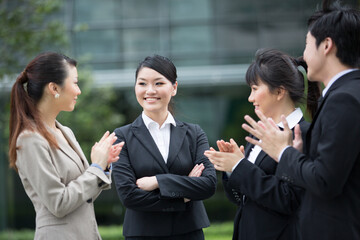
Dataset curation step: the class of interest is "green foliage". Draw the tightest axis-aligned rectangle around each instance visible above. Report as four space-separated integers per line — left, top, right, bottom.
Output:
0 221 234 240
204 221 234 240
0 0 68 79
0 229 34 240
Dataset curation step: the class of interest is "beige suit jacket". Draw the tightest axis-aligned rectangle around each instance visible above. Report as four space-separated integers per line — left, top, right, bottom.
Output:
16 121 111 240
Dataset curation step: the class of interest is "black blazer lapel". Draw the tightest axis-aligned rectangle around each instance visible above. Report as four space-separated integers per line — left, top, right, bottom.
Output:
244 135 267 165
306 70 360 150
244 141 254 159
254 150 267 166
166 120 188 169
131 116 169 173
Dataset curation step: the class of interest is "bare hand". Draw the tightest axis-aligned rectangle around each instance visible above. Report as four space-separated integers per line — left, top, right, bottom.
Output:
188 163 205 177
242 109 293 162
293 124 303 153
184 163 205 203
108 141 125 164
136 176 159 191
217 140 233 153
204 139 245 172
91 131 118 170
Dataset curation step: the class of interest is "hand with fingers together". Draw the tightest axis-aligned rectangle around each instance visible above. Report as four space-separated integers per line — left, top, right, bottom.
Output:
292 124 304 153
108 141 125 164
214 139 234 153
184 163 205 202
204 139 245 172
188 163 205 177
91 131 124 170
242 109 293 162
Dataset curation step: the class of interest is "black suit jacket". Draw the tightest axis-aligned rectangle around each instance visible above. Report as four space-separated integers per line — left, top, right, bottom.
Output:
223 120 308 240
112 115 217 237
276 70 360 240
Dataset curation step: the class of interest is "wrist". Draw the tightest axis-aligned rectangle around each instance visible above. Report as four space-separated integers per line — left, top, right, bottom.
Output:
105 163 112 172
153 176 159 189
91 163 105 171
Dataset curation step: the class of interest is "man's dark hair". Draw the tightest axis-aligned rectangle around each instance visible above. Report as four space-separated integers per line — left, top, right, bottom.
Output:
308 0 360 68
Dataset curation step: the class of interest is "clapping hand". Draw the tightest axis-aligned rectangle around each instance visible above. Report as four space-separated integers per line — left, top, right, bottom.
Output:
91 131 124 170
293 124 304 153
242 109 293 162
204 139 245 172
108 141 125 164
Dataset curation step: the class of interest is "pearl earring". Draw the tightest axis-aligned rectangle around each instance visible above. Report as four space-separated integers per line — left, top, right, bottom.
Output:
55 93 60 99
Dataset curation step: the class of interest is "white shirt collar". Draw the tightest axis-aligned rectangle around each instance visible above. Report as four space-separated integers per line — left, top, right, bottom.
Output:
322 69 357 97
142 111 176 129
277 107 303 129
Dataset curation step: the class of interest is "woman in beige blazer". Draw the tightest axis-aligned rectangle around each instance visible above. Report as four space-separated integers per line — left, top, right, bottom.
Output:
8 52 124 240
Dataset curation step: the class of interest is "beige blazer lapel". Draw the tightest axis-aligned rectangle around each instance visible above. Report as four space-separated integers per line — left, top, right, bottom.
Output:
52 121 88 171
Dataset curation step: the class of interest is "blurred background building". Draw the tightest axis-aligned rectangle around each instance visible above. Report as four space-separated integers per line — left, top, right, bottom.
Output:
66 0 317 143
1 0 358 232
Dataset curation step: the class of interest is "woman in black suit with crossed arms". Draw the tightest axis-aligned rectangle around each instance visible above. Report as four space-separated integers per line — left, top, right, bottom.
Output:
112 55 217 240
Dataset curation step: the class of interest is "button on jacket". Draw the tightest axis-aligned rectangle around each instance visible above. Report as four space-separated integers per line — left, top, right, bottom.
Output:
112 115 217 238
223 115 308 240
276 70 360 240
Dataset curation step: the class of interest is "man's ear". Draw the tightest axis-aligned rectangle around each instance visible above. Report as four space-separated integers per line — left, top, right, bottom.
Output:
323 37 335 56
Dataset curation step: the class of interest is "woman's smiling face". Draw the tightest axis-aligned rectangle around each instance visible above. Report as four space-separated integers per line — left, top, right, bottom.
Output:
248 79 279 119
135 67 177 117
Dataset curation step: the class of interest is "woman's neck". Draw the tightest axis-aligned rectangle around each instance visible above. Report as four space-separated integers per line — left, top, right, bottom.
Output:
272 102 296 124
144 110 168 127
37 98 59 130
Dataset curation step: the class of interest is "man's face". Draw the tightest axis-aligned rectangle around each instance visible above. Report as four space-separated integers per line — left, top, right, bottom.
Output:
303 32 325 83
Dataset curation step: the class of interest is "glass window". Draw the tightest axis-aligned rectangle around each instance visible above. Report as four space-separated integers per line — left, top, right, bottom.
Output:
170 0 212 21
74 29 120 59
215 1 257 18
171 25 213 54
122 28 161 57
75 0 119 24
258 21 306 55
122 0 161 20
216 23 258 55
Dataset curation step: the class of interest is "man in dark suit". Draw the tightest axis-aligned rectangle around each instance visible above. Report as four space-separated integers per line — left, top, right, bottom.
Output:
242 1 360 239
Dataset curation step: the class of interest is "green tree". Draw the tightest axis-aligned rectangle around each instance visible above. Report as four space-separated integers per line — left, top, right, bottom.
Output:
0 0 125 230
0 0 67 79
0 0 68 231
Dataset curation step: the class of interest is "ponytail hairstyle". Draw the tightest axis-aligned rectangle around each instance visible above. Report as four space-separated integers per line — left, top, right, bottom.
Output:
293 57 321 119
245 48 321 119
9 52 77 171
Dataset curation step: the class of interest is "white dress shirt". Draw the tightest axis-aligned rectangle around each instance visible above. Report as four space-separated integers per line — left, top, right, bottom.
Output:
142 112 176 163
322 69 357 97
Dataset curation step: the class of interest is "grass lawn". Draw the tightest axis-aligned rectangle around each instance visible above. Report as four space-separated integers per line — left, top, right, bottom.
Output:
0 221 233 240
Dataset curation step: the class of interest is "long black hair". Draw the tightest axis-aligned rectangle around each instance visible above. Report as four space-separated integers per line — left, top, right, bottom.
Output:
9 52 77 171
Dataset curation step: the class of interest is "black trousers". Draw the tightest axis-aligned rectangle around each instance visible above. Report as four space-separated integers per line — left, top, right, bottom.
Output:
125 229 204 240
